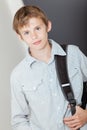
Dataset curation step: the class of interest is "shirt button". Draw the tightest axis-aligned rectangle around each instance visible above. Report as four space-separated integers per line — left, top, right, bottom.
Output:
57 106 60 110
57 107 60 115
54 93 57 96
33 86 36 90
57 118 63 127
59 121 63 127
49 78 53 82
52 93 57 97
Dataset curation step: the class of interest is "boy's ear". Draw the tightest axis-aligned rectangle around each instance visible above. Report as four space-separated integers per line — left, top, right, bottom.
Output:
47 21 52 32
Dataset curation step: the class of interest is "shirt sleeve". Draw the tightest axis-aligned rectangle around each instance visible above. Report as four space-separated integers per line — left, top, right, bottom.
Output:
10 71 31 130
77 47 87 81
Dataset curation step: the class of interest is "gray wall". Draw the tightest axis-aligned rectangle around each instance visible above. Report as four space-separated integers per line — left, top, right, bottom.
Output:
23 0 87 55
0 1 25 130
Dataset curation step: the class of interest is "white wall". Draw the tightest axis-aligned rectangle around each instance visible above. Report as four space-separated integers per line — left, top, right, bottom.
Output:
0 1 26 130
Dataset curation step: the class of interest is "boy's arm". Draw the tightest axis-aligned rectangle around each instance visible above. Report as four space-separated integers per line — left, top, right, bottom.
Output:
10 73 31 130
64 46 87 129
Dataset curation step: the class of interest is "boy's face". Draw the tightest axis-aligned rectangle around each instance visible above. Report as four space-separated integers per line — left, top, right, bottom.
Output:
18 17 51 52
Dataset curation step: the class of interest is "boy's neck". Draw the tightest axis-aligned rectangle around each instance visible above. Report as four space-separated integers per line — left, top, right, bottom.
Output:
30 43 52 63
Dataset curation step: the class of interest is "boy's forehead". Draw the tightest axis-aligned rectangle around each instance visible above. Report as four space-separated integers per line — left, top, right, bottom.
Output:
28 17 44 24
19 17 44 29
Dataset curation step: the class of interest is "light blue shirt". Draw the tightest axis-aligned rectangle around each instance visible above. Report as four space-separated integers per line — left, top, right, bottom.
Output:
10 39 87 130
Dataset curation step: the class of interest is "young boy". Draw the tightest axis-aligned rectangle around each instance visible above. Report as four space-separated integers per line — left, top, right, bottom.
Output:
10 5 87 130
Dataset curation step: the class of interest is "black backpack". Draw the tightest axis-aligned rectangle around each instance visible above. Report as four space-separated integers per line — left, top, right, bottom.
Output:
55 44 87 116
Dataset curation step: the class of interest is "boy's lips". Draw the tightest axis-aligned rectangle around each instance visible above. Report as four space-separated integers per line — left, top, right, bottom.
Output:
33 40 41 45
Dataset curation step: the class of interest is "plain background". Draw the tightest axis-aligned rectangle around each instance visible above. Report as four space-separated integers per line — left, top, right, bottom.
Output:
0 0 87 130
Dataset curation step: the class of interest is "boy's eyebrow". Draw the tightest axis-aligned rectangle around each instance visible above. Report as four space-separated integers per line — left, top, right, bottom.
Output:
19 28 29 34
19 22 44 33
21 30 29 34
22 24 42 31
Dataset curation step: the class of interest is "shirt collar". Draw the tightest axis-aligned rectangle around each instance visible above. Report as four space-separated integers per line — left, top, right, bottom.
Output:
49 39 66 56
25 48 37 67
25 39 66 67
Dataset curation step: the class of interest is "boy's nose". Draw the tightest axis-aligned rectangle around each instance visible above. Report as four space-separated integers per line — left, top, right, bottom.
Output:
31 32 37 39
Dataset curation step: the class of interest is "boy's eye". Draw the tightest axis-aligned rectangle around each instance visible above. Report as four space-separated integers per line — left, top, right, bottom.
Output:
24 31 29 35
36 27 40 30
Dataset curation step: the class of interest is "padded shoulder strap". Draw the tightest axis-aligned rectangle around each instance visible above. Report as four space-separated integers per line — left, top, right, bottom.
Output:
55 44 76 115
61 44 87 109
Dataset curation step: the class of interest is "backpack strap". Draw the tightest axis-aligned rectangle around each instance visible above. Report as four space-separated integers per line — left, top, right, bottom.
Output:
60 45 87 110
81 82 87 109
55 44 76 115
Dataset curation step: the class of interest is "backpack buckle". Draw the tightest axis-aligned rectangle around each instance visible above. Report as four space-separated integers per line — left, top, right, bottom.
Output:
69 99 76 107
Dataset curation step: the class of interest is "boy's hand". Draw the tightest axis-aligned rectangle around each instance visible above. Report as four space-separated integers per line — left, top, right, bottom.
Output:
63 106 87 130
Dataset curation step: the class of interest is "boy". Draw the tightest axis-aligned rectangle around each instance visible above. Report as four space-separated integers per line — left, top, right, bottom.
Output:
10 5 87 130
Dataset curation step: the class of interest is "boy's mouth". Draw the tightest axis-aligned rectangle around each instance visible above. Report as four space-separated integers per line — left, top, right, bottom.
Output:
33 40 41 45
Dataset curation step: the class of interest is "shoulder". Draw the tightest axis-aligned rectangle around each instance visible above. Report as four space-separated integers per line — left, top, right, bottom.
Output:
67 44 79 51
66 44 87 65
67 44 81 56
10 57 27 81
61 44 81 57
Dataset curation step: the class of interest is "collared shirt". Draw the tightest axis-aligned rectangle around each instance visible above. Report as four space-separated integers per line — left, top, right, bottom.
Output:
10 39 87 130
